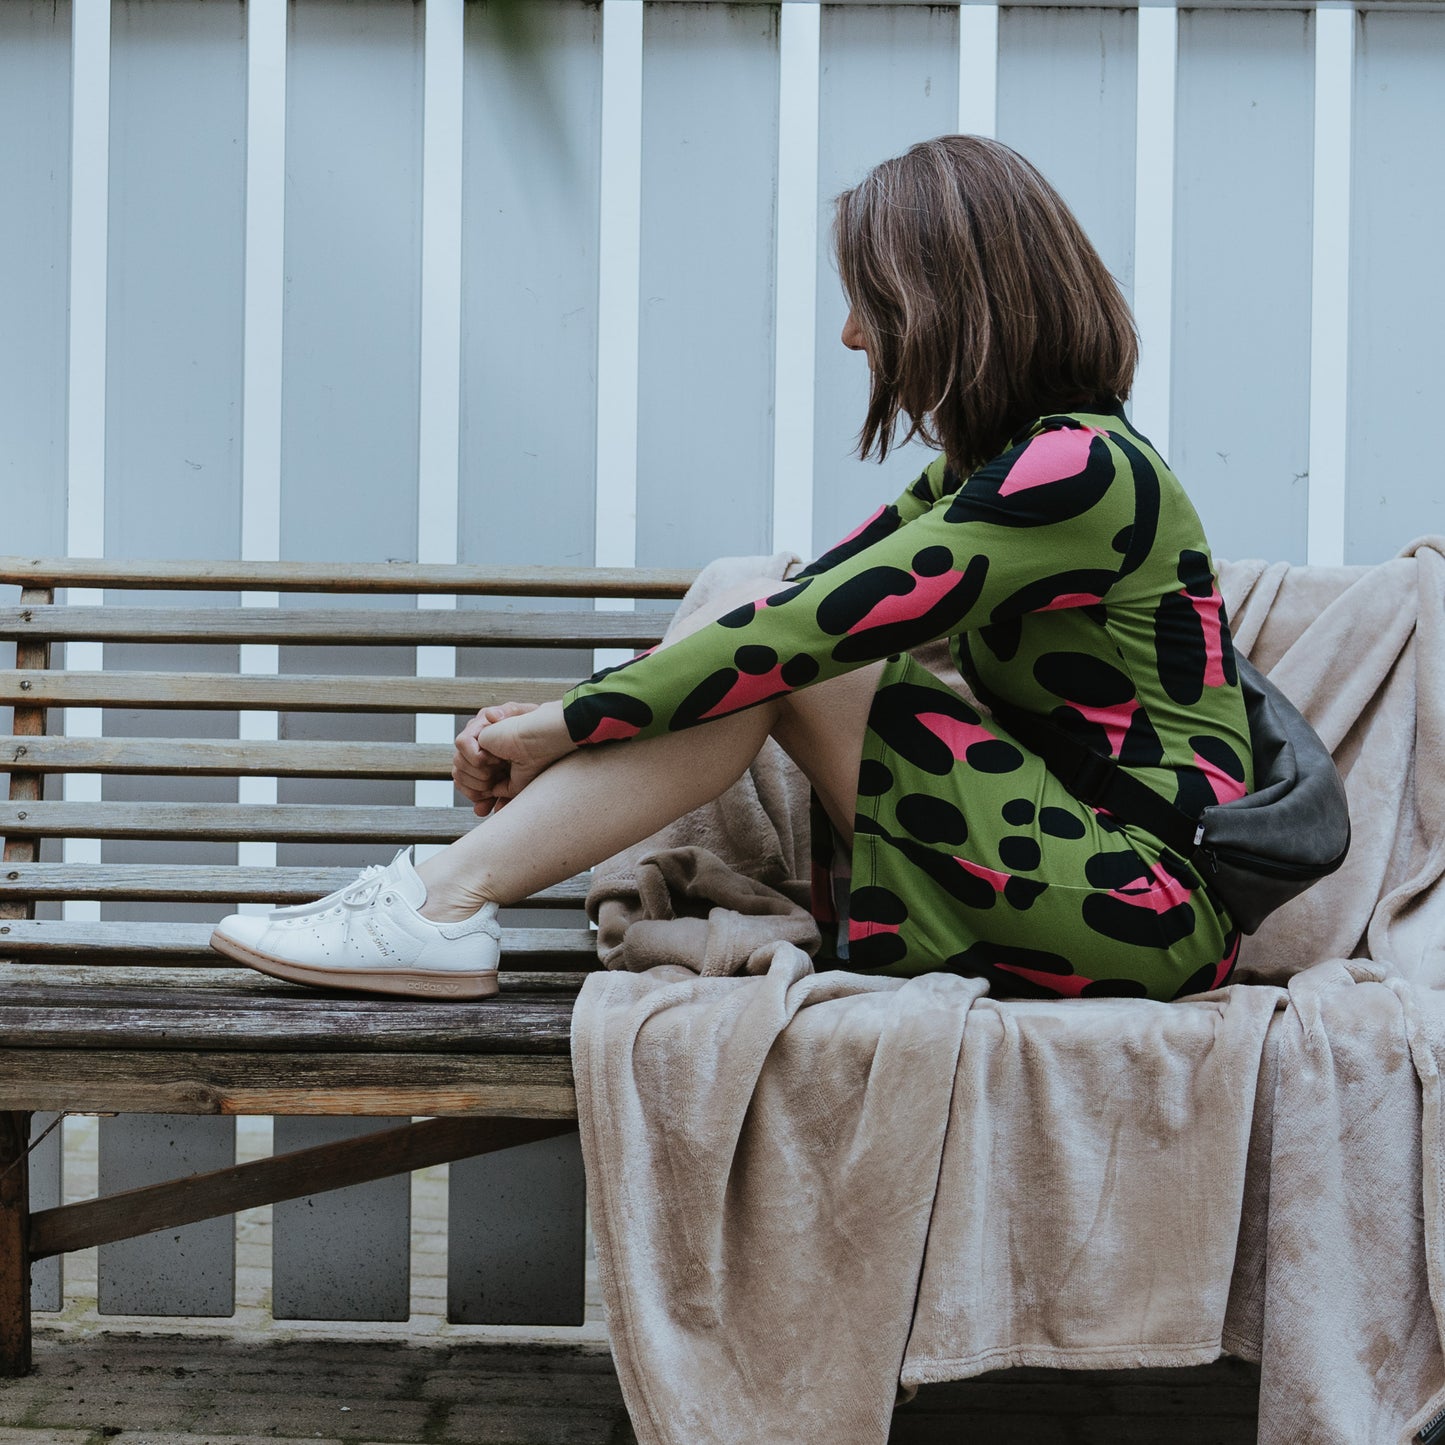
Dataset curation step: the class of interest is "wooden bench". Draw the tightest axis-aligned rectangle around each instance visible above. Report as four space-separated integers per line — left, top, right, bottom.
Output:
0 553 1261 1440
0 553 692 1377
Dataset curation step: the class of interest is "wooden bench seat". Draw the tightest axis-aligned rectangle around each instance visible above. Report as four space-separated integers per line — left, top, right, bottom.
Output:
0 554 691 1377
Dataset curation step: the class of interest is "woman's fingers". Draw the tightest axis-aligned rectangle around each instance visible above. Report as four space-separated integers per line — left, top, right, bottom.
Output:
453 702 540 807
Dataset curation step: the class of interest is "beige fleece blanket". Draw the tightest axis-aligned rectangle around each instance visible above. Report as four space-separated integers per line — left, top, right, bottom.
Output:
572 538 1445 1445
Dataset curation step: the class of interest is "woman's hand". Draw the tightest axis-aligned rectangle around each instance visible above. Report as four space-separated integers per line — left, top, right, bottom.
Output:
453 700 576 816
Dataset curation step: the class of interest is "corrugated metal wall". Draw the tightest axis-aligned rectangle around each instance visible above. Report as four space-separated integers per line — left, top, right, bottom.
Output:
4 0 1444 1325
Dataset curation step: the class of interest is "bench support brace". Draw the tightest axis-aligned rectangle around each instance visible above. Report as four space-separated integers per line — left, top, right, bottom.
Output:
28 1114 578 1262
0 1110 33 1377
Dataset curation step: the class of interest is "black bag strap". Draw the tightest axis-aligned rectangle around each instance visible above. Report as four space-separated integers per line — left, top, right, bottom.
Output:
987 700 1201 860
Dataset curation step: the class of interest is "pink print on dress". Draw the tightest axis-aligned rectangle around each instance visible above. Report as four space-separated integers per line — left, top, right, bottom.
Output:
1038 590 1105 612
1210 934 1241 990
997 427 1104 497
831 504 888 550
1066 697 1139 758
846 568 967 635
916 710 997 759
994 962 1095 998
954 857 1010 893
698 662 796 721
1109 862 1193 915
1184 589 1229 687
1192 750 1248 805
849 918 902 942
584 716 644 744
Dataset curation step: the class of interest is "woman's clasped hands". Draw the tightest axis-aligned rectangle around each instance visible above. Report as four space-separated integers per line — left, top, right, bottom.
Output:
452 699 577 816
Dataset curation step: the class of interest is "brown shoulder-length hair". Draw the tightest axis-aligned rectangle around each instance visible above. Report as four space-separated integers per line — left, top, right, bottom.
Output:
834 135 1138 475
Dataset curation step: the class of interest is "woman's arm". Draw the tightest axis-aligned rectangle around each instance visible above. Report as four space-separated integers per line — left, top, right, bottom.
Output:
561 420 1132 746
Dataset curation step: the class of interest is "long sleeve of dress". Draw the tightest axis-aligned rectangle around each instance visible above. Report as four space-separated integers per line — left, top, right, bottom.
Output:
561 420 1134 745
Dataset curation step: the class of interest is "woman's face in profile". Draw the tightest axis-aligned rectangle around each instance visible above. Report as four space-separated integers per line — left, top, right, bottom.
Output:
841 309 871 368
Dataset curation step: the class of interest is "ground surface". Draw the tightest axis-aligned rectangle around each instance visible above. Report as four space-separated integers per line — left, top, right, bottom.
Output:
1 1119 1262 1444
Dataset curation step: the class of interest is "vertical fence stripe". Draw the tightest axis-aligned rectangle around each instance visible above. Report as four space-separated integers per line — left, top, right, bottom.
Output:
772 0 820 563
593 0 644 671
1129 3 1176 458
242 0 286 574
238 0 288 890
415 0 465 828
63 0 110 919
957 3 998 138
1307 5 1353 568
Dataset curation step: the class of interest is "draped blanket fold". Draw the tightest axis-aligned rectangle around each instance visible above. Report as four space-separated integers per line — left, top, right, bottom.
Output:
572 538 1445 1445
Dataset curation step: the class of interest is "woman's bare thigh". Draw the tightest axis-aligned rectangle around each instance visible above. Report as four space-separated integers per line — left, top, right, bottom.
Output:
772 661 883 850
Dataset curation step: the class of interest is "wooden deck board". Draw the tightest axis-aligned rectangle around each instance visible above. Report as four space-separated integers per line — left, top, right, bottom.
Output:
0 1331 1261 1443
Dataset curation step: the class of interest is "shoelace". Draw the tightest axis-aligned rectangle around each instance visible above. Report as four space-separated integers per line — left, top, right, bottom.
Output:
271 862 390 921
338 869 391 911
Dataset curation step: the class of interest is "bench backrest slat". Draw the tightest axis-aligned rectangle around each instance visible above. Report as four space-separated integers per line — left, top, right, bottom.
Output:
0 863 588 909
0 605 671 648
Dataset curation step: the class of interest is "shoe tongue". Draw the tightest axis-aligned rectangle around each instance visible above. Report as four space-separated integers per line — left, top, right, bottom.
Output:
385 847 428 911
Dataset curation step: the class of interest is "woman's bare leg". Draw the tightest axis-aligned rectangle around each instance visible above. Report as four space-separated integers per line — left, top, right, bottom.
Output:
414 575 882 921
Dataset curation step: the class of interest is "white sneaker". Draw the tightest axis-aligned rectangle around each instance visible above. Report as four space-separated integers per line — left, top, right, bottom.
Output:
210 847 502 999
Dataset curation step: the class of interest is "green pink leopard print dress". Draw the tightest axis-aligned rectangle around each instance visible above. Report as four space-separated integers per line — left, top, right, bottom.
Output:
561 406 1253 1002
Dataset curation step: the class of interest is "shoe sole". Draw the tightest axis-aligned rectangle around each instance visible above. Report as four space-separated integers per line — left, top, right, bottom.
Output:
209 931 500 1000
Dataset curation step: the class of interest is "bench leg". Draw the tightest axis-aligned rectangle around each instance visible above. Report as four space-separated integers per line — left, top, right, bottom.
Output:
0 1111 33 1377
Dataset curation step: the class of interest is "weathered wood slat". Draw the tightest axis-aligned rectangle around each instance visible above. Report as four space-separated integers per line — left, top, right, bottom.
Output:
0 862 589 908
0 800 476 842
0 670 565 712
3 735 458 778
0 918 596 964
29 1114 579 1261
0 964 583 993
0 555 695 597
0 604 670 648
0 1050 577 1117
0 991 575 1053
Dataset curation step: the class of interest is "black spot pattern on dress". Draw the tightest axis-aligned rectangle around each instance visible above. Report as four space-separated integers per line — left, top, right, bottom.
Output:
1082 890 1197 947
896 793 969 846
998 836 1042 872
1039 807 1086 839
1154 590 1206 705
562 691 654 742
820 553 992 664
735 645 777 674
781 653 820 687
943 429 1116 529
1111 432 1162 582
1084 850 1151 890
978 617 1023 663
1081 977 1149 998
989 568 1118 619
1002 798 1036 826
856 758 894 797
884 832 1000 910
1004 876 1047 910
1034 651 1135 707
850 884 908 925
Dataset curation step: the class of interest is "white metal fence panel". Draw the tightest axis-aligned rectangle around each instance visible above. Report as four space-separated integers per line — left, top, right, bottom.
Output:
98 1115 236 1317
636 3 782 568
1171 7 1317 566
996 6 1138 305
1348 8 1445 564
272 1117 413 1321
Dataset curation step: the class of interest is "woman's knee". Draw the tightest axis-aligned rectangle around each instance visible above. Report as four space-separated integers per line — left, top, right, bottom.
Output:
660 574 789 648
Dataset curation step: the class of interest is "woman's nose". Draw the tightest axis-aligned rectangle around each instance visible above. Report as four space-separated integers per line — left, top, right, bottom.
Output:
841 311 864 351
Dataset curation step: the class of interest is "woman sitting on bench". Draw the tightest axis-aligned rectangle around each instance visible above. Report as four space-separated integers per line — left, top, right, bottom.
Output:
212 135 1252 1006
